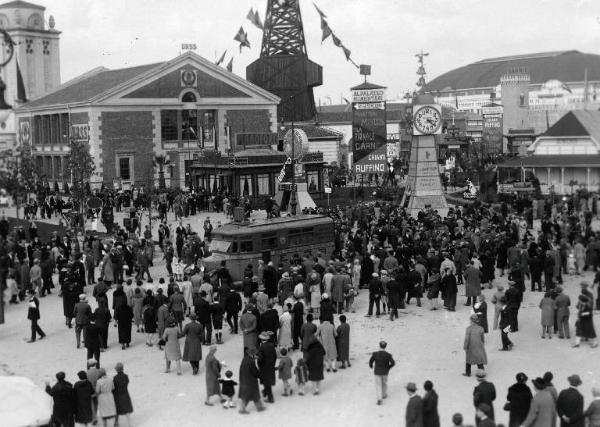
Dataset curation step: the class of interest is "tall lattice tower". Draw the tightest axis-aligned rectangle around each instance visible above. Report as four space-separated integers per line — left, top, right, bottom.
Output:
246 0 322 122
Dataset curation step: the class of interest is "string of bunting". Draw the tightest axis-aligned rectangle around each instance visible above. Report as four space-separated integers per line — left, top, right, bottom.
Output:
314 2 359 68
214 7 263 72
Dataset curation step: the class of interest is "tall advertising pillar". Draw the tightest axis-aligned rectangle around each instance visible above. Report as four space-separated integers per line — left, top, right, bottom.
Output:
351 82 388 177
407 96 449 218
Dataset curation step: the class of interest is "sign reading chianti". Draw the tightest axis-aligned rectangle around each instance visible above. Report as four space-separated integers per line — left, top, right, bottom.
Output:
351 82 387 174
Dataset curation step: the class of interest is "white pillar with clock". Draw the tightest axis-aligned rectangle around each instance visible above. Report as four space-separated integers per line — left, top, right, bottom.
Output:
406 96 449 218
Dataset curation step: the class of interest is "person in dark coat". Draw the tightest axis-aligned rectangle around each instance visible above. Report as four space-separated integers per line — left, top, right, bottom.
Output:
405 382 424 427
336 314 351 368
182 313 203 374
238 348 265 414
504 281 523 332
113 362 133 426
93 301 112 350
260 303 280 343
27 290 46 343
292 297 304 350
556 374 585 427
45 371 75 427
85 320 102 368
506 372 533 427
263 262 278 302
304 335 325 395
473 370 496 426
112 284 128 325
115 303 134 349
422 380 440 427
319 294 335 323
224 287 242 334
257 332 277 403
73 370 94 426
62 268 79 328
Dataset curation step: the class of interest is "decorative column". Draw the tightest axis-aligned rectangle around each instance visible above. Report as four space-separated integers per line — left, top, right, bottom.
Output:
560 167 565 194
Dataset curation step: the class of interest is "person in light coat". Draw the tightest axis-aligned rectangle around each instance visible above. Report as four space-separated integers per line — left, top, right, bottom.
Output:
315 319 337 372
521 377 557 427
463 314 487 377
95 368 116 427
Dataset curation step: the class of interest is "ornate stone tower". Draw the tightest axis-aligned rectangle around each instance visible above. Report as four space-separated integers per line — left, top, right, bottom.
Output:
246 0 322 122
0 0 61 105
500 68 530 152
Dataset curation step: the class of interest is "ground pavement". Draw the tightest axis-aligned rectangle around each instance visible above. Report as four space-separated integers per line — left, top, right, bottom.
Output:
1 209 599 426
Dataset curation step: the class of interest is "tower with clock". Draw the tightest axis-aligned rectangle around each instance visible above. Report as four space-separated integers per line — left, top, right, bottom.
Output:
406 94 449 218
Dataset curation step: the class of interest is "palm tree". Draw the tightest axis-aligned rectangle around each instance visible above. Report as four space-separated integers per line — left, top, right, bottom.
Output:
153 154 170 190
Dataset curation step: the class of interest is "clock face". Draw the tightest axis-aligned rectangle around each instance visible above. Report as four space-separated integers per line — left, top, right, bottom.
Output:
413 105 442 135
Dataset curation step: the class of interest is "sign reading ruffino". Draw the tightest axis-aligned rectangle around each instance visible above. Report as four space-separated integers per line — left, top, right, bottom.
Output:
351 83 387 173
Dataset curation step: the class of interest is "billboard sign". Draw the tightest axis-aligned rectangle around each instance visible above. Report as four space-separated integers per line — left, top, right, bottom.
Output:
482 112 503 155
352 85 387 168
354 144 387 174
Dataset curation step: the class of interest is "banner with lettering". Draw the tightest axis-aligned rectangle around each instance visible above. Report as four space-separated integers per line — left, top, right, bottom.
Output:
351 85 387 174
482 113 503 156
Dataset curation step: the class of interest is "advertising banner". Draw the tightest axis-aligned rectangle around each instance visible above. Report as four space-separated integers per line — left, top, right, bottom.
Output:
482 113 503 155
352 85 387 168
354 144 387 174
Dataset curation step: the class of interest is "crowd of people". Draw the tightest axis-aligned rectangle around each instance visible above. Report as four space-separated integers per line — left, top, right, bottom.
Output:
2 189 600 425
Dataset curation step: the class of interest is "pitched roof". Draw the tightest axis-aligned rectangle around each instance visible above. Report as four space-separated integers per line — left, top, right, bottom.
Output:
500 154 600 167
423 50 600 92
350 81 387 91
542 110 600 140
0 0 45 9
21 62 163 108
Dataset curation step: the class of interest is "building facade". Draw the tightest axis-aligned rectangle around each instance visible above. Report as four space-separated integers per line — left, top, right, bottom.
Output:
14 52 280 190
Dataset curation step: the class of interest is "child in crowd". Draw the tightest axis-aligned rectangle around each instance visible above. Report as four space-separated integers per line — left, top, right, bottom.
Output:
219 370 237 409
277 348 293 396
294 358 309 396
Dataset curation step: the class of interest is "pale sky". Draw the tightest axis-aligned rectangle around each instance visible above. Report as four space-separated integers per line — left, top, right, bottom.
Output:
32 0 600 103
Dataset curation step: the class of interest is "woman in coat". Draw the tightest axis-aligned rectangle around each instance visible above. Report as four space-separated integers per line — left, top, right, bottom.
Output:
506 372 533 427
182 313 203 375
464 261 482 306
132 287 145 332
539 292 556 339
73 371 94 426
257 332 277 403
95 368 116 427
278 305 293 351
112 284 127 323
115 303 134 350
336 315 351 368
304 335 325 395
473 294 489 333
142 303 157 346
574 295 598 347
238 348 264 414
316 319 338 372
162 322 182 374
239 308 258 351
113 363 133 427
522 377 556 427
422 380 440 427
204 345 224 405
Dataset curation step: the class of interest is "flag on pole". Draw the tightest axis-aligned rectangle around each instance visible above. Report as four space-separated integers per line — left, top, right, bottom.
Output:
215 49 227 66
246 8 255 21
320 17 331 42
226 57 233 72
234 26 251 52
313 2 327 18
16 60 27 103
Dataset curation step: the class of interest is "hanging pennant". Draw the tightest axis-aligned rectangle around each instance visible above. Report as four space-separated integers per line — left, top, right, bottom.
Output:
313 2 327 18
251 10 264 30
215 49 227 66
331 33 342 47
341 45 352 61
226 57 233 72
233 26 251 52
320 17 331 42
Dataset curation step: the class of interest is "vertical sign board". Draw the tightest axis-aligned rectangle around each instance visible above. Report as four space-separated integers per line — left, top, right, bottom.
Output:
482 104 503 155
352 86 387 174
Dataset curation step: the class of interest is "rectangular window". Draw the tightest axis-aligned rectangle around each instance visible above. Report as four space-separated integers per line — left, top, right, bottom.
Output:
181 109 199 141
59 114 69 144
199 110 216 148
306 171 319 192
45 156 52 179
118 157 132 181
256 174 270 195
161 110 179 141
239 174 253 196
240 240 253 252
53 157 61 181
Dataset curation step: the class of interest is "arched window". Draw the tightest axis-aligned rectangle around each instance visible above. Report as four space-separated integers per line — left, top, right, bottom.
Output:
27 13 42 29
0 14 8 29
181 91 197 103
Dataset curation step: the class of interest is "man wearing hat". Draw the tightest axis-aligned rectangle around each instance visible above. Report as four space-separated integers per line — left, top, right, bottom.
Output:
73 294 92 348
506 372 532 427
557 375 584 427
463 315 487 376
405 382 423 427
555 286 571 339
522 377 557 426
86 358 100 424
473 369 496 425
257 331 277 403
504 280 523 332
366 272 383 317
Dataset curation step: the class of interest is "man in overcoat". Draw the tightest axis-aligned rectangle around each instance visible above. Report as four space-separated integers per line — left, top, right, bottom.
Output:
463 314 487 376
257 332 277 403
238 348 265 414
556 374 585 427
473 370 496 425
